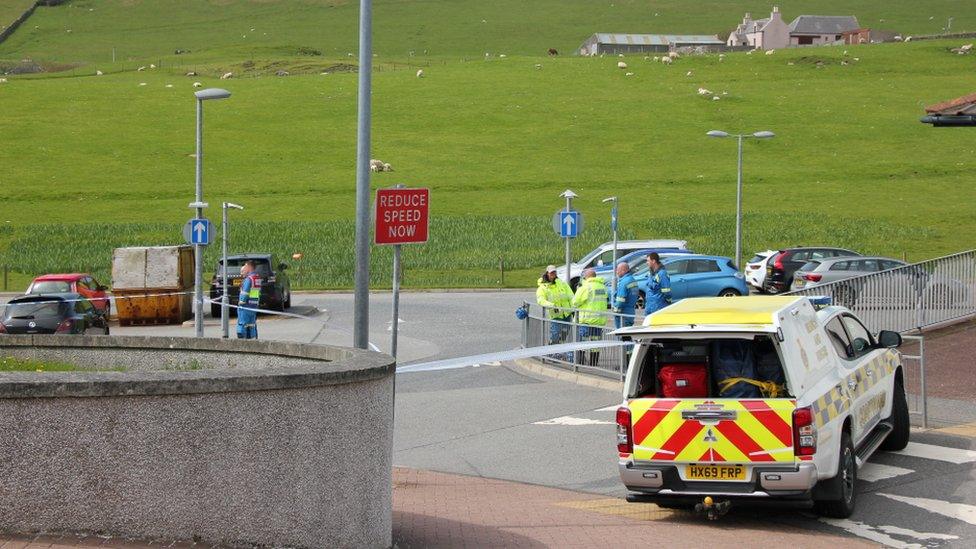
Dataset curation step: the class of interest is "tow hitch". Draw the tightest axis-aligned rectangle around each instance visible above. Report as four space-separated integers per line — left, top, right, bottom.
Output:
695 496 732 520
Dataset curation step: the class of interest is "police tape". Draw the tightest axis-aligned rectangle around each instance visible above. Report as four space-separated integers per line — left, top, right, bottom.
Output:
397 340 633 373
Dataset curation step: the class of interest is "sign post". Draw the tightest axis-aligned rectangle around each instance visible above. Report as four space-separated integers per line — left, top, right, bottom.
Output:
553 190 581 288
375 186 430 359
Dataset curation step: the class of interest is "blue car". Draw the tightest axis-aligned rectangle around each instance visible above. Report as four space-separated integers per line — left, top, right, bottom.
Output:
629 254 749 302
592 248 694 279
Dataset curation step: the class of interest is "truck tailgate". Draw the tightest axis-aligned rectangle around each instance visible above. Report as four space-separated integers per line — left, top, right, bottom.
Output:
630 398 797 465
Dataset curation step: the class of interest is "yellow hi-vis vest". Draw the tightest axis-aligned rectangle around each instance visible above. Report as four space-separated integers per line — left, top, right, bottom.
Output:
572 276 609 326
536 277 573 319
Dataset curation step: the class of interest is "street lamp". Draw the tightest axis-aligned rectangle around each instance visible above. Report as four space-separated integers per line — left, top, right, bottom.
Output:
221 202 244 339
706 129 775 269
602 196 619 298
193 88 231 337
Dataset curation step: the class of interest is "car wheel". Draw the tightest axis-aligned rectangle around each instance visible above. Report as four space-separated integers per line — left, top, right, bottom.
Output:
813 431 857 518
880 377 910 452
718 288 741 297
834 285 857 308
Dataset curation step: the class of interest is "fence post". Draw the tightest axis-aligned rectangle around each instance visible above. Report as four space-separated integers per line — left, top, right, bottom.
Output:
3 264 7 291
499 256 505 286
920 336 928 429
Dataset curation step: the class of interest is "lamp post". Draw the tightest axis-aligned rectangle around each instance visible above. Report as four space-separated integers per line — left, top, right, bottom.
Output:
221 202 244 339
353 0 373 350
192 87 231 338
706 129 775 269
602 196 619 297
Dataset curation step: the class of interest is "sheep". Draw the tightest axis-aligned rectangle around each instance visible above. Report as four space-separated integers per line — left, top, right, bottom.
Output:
383 163 393 171
193 82 202 87
186 71 197 76
686 70 693 76
95 70 103 76
220 72 233 79
369 159 393 172
617 61 628 69
652 56 660 61
547 48 558 56
0 78 7 83
712 96 721 101
165 83 174 88
660 56 672 65
765 49 775 55
137 66 146 71
499 54 507 58
746 49 754 55
697 87 712 96
534 63 542 69
275 70 289 76
150 63 156 69
625 72 634 76
618 53 624 58
904 36 912 42
139 82 147 86
668 51 679 59
416 69 424 78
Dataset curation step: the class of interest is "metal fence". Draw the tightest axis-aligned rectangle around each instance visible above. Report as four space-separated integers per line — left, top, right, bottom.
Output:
784 250 976 334
520 302 635 380
900 335 927 427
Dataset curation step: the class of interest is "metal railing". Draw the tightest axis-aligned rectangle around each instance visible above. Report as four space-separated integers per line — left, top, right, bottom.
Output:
901 335 927 427
785 250 976 334
520 302 636 380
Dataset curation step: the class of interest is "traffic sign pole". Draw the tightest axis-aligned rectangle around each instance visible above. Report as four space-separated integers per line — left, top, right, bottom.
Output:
603 197 619 299
560 190 577 288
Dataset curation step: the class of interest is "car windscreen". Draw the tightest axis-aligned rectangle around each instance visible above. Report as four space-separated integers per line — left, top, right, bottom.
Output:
798 261 821 272
29 281 72 293
217 258 272 277
3 299 67 320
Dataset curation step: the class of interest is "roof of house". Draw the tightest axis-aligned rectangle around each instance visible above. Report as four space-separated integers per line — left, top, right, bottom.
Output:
925 92 976 115
590 33 723 46
789 15 859 35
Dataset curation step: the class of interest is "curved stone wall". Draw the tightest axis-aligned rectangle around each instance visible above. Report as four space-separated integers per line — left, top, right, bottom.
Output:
0 335 395 548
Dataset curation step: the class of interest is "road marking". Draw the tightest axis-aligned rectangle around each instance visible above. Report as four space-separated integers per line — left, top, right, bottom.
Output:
533 415 614 426
880 494 976 526
934 421 976 439
820 518 958 548
895 442 976 464
858 462 914 482
595 405 620 412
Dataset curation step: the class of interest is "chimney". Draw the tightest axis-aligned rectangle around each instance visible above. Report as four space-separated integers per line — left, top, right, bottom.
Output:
771 6 782 22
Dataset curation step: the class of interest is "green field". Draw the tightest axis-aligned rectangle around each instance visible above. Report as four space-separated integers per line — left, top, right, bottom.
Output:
1 1 974 289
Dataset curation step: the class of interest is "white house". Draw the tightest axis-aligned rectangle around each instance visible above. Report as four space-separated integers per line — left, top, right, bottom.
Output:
726 6 790 50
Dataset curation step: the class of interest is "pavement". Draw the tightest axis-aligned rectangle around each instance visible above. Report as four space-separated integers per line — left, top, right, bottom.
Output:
3 292 976 547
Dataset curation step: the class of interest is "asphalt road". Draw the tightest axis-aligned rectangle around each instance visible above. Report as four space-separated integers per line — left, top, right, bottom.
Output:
4 290 975 546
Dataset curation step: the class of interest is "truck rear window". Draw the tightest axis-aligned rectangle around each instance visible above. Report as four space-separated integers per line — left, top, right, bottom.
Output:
630 336 791 399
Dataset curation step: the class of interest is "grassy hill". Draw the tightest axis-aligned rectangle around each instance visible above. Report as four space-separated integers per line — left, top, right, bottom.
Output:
0 1 974 289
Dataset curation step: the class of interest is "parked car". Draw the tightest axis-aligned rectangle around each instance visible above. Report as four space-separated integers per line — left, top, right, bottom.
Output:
744 250 777 292
556 239 688 289
764 247 861 294
628 254 749 304
0 293 109 335
209 253 291 317
792 256 908 291
26 273 110 316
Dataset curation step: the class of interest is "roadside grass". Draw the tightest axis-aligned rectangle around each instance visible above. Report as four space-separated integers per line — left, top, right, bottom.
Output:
0 356 83 372
1 0 972 63
0 215 936 289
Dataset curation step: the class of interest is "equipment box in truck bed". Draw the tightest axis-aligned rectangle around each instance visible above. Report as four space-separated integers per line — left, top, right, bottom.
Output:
613 296 910 518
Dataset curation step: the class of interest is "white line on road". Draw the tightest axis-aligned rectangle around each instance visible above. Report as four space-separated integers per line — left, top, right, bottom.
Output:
876 525 958 542
819 518 924 548
879 493 976 526
895 442 976 464
858 462 914 482
533 416 614 426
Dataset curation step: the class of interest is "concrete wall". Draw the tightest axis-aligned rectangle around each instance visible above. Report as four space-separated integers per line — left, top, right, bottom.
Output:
0 335 396 548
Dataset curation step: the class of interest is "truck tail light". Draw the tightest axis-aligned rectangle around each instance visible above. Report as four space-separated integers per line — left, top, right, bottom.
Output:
616 406 633 454
55 319 74 333
803 273 822 282
793 407 817 456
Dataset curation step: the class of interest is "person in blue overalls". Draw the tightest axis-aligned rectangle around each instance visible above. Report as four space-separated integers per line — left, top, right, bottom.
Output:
237 260 262 339
612 262 639 329
644 252 672 316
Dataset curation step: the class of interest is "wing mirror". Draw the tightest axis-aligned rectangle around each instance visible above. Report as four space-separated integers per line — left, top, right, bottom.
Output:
877 330 902 348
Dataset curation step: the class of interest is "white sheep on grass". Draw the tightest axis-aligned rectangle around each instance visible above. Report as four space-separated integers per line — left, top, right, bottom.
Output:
617 61 628 69
220 72 233 79
661 56 672 65
416 69 424 78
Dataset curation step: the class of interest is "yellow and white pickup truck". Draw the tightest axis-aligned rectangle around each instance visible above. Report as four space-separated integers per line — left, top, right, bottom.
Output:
614 296 909 517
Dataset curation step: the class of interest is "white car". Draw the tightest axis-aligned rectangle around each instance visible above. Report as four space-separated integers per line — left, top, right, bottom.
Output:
556 239 688 288
744 250 776 292
615 296 908 518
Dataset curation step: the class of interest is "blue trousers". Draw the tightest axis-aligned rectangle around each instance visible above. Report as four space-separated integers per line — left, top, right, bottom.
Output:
237 307 258 339
549 317 572 361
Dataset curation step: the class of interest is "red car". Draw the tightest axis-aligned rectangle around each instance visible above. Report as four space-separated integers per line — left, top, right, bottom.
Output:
26 274 111 316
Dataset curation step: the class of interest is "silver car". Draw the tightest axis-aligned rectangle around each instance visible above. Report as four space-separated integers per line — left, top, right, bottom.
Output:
793 256 906 291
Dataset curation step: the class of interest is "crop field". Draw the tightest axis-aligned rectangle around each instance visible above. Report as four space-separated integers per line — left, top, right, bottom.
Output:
0 1 974 289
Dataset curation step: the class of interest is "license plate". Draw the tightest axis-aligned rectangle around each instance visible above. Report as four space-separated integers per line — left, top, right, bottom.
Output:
685 464 746 481
794 279 805 288
231 279 241 286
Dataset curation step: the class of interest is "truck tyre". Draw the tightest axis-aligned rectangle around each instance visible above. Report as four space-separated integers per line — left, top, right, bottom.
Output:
814 432 857 518
880 377 910 451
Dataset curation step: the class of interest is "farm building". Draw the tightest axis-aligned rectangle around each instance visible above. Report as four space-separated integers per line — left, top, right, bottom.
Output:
788 15 860 46
727 7 790 50
578 33 724 56
842 28 900 45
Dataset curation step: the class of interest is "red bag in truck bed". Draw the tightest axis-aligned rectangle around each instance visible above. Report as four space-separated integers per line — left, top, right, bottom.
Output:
658 363 708 398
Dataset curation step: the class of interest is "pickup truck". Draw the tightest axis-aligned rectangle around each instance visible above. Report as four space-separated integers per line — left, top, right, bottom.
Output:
614 295 909 517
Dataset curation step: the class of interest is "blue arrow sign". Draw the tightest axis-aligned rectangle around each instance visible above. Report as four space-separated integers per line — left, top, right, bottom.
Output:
560 211 579 238
185 218 212 245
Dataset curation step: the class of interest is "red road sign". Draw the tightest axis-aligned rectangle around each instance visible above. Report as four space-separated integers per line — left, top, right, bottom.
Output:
374 187 430 245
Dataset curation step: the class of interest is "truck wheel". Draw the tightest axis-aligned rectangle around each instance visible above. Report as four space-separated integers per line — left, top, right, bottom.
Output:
880 377 910 451
814 432 857 518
